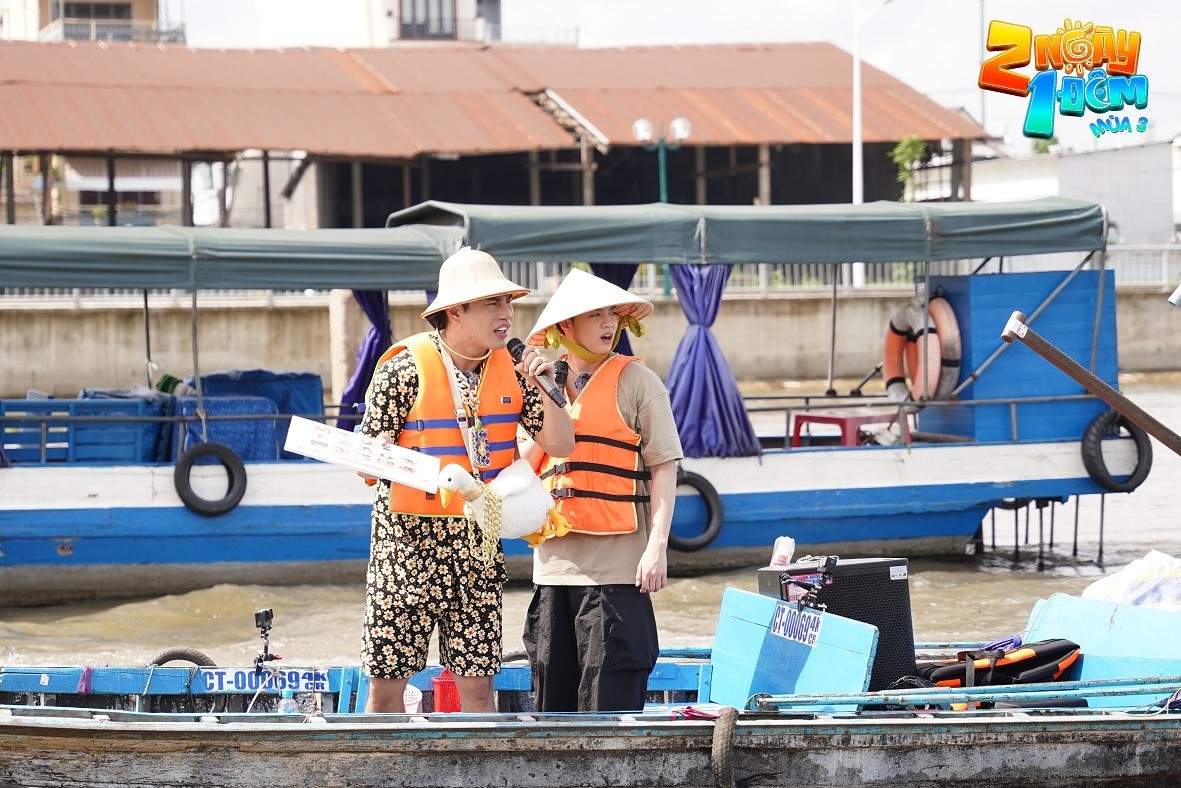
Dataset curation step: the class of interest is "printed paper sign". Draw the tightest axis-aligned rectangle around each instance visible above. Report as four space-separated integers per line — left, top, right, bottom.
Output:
283 416 440 493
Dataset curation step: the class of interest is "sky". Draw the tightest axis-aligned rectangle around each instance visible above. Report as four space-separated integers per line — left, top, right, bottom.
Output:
498 0 1178 155
177 0 1179 156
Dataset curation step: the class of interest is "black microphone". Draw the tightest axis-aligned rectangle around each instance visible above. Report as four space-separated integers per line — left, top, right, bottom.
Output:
507 338 567 407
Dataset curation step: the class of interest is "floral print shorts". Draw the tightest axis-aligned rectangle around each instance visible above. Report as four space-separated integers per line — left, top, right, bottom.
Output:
361 505 505 679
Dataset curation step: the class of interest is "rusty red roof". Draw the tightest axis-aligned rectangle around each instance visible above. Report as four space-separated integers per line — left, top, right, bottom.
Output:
0 41 570 157
487 43 984 145
0 40 982 157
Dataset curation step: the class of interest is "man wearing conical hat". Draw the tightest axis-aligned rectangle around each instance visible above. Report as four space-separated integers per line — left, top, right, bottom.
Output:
358 247 574 714
520 268 683 713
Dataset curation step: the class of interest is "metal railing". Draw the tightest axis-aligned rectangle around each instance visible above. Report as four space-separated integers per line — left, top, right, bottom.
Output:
2 247 1178 306
39 18 186 43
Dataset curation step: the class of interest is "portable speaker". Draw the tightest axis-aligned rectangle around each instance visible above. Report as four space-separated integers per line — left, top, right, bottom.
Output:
757 557 917 691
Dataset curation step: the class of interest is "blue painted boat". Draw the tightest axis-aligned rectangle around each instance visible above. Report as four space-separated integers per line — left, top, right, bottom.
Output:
2 591 1179 787
0 199 1152 604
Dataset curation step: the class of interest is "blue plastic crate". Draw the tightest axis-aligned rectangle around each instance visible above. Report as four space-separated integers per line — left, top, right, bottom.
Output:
0 399 148 464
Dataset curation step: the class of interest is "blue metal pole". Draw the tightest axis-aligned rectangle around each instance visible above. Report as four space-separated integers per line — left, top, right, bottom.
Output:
657 137 668 204
657 136 672 294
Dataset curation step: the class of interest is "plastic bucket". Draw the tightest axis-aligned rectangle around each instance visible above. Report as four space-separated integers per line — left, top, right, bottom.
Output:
403 684 423 714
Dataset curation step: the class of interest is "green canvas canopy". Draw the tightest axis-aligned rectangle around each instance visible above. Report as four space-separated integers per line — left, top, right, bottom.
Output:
386 197 1107 264
0 224 461 289
0 198 1106 290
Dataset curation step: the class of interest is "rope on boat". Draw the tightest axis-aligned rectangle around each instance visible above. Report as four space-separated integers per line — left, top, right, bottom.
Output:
245 668 280 714
711 705 738 788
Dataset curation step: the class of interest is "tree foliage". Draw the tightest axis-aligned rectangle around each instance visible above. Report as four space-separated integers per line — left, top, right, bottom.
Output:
889 135 928 202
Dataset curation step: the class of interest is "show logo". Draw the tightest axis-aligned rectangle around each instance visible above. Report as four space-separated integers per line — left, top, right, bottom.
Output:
978 20 1149 140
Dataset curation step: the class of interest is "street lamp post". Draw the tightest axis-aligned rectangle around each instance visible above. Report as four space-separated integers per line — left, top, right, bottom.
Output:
633 117 691 294
631 117 691 203
851 0 894 287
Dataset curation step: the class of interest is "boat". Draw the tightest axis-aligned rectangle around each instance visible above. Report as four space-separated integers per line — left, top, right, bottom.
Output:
0 197 1152 605
2 582 1180 787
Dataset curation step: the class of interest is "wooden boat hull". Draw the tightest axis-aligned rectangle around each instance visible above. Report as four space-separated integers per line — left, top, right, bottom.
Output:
1 706 1179 787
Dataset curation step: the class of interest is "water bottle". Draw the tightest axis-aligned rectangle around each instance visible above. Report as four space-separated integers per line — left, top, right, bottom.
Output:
277 689 299 715
769 536 796 567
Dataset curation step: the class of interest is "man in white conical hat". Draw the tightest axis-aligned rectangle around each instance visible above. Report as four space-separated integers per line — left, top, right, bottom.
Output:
358 247 574 714
519 268 682 713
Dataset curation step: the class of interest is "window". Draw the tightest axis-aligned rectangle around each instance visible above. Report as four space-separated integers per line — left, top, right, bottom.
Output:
80 190 162 207
52 3 133 21
400 0 455 40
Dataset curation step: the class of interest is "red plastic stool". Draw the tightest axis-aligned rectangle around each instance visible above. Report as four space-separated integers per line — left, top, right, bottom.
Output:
791 407 910 447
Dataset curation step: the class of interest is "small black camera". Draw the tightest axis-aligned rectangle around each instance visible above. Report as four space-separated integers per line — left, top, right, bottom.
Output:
253 608 279 672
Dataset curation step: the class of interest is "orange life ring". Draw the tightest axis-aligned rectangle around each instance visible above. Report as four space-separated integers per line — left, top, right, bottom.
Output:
883 296 961 402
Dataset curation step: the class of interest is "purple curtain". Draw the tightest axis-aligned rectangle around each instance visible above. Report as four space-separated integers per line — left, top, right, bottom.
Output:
589 263 639 356
335 290 392 430
665 264 760 458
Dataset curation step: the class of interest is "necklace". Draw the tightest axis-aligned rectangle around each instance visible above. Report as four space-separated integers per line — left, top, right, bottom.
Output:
437 331 492 363
430 333 492 469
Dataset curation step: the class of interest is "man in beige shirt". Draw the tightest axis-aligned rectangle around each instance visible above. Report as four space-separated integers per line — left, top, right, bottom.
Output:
520 269 683 712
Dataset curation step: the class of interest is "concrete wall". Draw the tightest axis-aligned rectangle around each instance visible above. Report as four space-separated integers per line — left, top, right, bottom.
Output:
4 288 1180 400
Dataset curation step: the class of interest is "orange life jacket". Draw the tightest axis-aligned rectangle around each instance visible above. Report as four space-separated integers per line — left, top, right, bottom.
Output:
371 332 521 517
538 354 650 535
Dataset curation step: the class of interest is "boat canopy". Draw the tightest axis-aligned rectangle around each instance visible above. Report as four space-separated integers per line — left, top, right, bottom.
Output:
385 197 1107 264
0 224 461 289
0 198 1106 289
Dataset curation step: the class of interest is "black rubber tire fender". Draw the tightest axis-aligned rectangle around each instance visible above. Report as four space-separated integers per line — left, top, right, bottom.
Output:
147 648 225 714
147 647 218 668
174 442 247 516
1081 409 1152 493
996 497 1032 511
669 467 724 553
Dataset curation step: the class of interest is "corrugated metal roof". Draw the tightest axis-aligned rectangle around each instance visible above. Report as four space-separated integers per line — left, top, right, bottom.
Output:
488 43 983 144
0 40 982 158
0 41 571 157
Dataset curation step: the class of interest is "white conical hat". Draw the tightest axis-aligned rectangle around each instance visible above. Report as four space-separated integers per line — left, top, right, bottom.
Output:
525 268 653 346
421 247 530 319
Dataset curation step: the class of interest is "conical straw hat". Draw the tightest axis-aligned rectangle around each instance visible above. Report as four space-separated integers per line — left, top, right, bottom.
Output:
525 268 653 346
421 247 529 319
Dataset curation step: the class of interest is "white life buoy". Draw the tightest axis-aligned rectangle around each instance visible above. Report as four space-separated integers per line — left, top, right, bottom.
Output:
882 296 962 402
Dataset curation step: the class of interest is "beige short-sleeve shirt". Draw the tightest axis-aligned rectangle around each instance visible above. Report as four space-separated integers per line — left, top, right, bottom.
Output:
533 359 683 585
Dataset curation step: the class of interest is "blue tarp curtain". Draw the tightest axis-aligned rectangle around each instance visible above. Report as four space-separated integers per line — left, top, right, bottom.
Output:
336 290 392 430
665 264 760 458
589 263 639 357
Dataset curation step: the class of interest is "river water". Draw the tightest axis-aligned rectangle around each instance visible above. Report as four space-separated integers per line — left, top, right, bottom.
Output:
2 374 1178 669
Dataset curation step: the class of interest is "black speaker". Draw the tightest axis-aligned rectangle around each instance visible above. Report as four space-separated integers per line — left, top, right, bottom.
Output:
757 557 916 691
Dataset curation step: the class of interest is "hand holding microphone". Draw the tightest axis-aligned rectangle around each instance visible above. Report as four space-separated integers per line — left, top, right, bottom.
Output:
507 338 567 408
